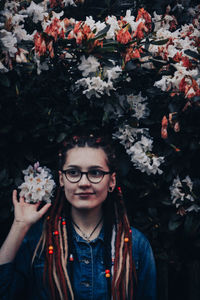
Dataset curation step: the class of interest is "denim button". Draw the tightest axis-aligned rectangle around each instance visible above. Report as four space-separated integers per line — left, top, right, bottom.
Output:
84 259 90 264
80 281 90 287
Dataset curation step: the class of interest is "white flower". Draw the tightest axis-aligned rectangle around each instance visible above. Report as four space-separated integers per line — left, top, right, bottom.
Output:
85 17 106 34
26 1 48 23
123 10 138 31
170 175 196 210
18 162 56 203
4 1 20 12
152 11 162 32
76 76 114 99
167 45 182 58
186 204 200 213
113 124 143 148
126 92 150 120
113 125 164 175
13 25 35 43
127 136 164 175
78 55 100 77
63 0 76 7
0 30 17 57
105 15 120 39
9 13 27 26
154 76 172 91
105 65 122 82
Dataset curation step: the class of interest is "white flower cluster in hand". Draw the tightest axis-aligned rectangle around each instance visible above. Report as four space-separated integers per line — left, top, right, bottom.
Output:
170 175 200 212
113 125 164 175
18 162 56 203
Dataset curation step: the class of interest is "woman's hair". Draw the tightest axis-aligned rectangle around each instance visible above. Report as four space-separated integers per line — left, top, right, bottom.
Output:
32 133 137 300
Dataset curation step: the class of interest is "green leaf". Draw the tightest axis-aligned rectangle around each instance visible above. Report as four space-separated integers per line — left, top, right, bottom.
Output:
184 50 200 61
0 74 10 87
0 169 7 183
92 24 111 40
56 132 67 143
150 38 169 45
190 96 200 102
168 213 183 231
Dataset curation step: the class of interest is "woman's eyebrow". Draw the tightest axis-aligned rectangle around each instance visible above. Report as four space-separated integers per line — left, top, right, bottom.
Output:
66 165 104 169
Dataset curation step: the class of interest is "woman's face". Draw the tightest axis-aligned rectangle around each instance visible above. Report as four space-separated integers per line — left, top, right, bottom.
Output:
59 146 116 212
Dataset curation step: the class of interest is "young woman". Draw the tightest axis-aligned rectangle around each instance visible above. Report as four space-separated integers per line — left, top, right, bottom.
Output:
0 134 156 300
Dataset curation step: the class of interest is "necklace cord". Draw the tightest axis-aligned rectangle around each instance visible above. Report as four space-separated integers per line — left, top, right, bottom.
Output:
71 217 103 242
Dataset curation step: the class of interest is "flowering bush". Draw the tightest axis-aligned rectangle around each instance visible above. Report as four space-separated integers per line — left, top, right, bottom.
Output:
1 2 200 295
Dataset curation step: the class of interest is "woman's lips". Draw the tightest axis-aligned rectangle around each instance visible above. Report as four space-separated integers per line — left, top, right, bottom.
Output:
75 193 95 197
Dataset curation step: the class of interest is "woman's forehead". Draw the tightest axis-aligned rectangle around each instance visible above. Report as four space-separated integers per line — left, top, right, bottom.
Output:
64 146 108 167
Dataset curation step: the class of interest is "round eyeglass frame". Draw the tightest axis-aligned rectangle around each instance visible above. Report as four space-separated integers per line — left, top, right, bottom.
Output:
61 169 112 184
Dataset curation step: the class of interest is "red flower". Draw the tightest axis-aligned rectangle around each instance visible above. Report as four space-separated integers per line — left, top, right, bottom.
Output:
124 47 142 63
34 32 47 56
161 127 168 139
132 22 149 40
116 28 132 44
161 115 168 139
136 8 152 31
45 18 64 41
179 76 199 99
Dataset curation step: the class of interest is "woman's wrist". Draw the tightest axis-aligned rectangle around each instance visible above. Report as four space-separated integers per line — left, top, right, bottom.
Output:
13 219 32 231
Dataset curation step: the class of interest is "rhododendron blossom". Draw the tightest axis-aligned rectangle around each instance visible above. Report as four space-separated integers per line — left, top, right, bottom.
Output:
18 162 56 203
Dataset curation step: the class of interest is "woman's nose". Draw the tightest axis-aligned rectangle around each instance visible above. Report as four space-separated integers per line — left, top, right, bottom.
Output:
78 173 91 186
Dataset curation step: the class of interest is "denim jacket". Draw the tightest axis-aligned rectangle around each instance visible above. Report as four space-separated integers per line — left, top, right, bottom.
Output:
0 219 156 300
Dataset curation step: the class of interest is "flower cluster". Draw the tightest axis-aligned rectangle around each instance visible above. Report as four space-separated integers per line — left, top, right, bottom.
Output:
18 162 56 203
0 2 199 99
170 175 200 214
1 1 200 178
151 8 200 100
113 124 164 175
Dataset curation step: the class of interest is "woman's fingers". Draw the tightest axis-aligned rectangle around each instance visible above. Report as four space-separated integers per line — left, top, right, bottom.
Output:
12 190 18 206
19 196 25 204
38 203 51 217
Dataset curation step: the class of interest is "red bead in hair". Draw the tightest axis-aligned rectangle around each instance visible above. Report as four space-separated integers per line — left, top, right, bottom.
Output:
96 137 102 143
53 230 59 236
62 218 66 225
73 135 79 143
69 254 74 262
117 186 122 193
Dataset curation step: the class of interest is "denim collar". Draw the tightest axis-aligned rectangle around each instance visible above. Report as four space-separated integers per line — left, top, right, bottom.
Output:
71 222 104 244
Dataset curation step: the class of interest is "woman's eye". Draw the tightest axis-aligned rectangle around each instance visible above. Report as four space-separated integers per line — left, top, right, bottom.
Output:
89 170 102 177
67 169 80 177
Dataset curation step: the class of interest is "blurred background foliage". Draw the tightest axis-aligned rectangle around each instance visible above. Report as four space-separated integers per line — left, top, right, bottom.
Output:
0 0 200 299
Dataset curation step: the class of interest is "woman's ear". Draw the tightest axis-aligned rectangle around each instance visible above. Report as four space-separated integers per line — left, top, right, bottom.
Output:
109 172 116 191
58 170 64 187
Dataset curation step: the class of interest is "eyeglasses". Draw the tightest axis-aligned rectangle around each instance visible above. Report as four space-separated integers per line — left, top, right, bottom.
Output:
61 169 112 184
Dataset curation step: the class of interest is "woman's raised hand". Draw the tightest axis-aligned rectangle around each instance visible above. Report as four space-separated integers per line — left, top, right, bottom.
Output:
12 190 51 227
